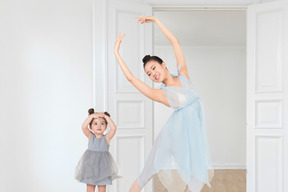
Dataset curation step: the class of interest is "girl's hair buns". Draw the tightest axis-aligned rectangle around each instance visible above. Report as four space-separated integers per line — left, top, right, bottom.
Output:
88 108 94 115
88 108 110 126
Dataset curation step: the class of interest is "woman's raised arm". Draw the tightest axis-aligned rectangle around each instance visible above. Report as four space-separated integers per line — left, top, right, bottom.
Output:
113 33 169 107
137 16 190 79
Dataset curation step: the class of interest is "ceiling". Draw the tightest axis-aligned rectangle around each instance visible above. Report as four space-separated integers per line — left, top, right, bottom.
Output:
154 10 246 46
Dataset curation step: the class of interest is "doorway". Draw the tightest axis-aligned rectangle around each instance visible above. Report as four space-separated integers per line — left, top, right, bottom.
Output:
152 9 247 191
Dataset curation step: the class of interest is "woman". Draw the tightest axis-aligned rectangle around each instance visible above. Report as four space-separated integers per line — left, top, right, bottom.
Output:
114 16 214 192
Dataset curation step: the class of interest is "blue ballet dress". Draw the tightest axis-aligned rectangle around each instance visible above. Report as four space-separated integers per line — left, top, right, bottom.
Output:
137 65 214 191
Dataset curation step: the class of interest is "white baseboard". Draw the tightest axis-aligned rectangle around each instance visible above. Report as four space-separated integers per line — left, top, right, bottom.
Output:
212 163 246 170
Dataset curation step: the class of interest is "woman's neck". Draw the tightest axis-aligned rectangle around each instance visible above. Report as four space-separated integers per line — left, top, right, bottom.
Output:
162 73 178 86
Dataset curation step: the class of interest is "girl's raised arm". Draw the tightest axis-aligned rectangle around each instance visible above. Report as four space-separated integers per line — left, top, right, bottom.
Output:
113 33 170 107
81 114 96 139
137 16 190 79
103 114 117 144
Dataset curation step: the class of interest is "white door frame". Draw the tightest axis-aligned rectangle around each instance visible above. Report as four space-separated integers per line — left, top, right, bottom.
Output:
152 6 247 11
93 1 249 191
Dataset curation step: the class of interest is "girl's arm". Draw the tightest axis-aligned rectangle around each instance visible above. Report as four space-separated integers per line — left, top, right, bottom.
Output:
81 113 97 139
102 114 117 144
137 16 190 79
114 33 170 107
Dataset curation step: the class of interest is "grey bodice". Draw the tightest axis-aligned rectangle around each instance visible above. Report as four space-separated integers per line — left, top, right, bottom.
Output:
88 134 109 152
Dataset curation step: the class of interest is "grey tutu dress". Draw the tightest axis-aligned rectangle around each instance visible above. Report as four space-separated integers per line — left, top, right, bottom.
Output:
75 134 121 185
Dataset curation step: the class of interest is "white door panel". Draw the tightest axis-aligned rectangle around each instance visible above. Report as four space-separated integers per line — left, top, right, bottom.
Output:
247 1 288 191
107 1 153 192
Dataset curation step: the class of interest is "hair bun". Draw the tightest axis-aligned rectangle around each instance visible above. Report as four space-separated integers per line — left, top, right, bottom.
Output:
88 108 94 115
142 55 163 68
142 55 151 64
104 111 110 117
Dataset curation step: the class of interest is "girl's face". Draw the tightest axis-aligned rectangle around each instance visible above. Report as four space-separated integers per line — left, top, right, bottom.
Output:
91 118 107 135
144 61 167 83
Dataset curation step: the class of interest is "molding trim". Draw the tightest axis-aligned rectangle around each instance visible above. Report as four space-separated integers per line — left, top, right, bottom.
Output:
152 6 248 11
213 163 247 170
93 0 108 111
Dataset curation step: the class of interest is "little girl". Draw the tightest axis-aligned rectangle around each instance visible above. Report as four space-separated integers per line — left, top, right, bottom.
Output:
75 108 121 192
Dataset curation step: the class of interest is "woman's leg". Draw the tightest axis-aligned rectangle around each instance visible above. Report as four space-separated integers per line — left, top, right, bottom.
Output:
129 179 141 192
97 185 106 192
87 184 96 192
129 174 156 192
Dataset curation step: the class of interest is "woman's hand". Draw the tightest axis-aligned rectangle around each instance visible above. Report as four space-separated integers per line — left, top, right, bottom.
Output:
114 33 126 53
136 16 156 24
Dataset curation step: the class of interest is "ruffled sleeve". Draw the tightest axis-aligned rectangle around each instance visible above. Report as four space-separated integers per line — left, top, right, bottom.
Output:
160 83 166 89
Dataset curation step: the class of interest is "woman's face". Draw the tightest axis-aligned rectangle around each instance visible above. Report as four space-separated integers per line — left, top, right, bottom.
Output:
90 118 107 135
144 60 167 83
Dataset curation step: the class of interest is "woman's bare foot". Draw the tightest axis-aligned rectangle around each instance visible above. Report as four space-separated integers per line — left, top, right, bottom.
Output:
129 179 141 192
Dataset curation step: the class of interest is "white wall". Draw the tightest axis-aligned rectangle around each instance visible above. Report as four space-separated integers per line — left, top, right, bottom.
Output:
154 45 246 169
0 1 247 191
0 0 93 191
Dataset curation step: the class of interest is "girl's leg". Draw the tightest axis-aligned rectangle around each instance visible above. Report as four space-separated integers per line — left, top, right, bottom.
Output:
87 184 96 192
97 185 106 192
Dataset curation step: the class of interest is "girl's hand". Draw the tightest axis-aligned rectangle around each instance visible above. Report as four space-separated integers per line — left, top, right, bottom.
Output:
136 16 156 24
97 112 110 120
98 112 106 118
103 113 110 120
114 33 126 53
93 112 108 119
92 112 101 118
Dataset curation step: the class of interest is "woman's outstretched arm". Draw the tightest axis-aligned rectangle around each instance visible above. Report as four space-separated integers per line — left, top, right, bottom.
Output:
114 33 169 107
137 16 190 79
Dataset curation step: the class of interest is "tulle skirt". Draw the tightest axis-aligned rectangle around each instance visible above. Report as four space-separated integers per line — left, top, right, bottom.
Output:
138 100 214 191
75 150 121 185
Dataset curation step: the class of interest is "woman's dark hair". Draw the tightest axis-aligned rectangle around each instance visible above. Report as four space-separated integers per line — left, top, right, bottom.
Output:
142 55 163 68
88 108 110 126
